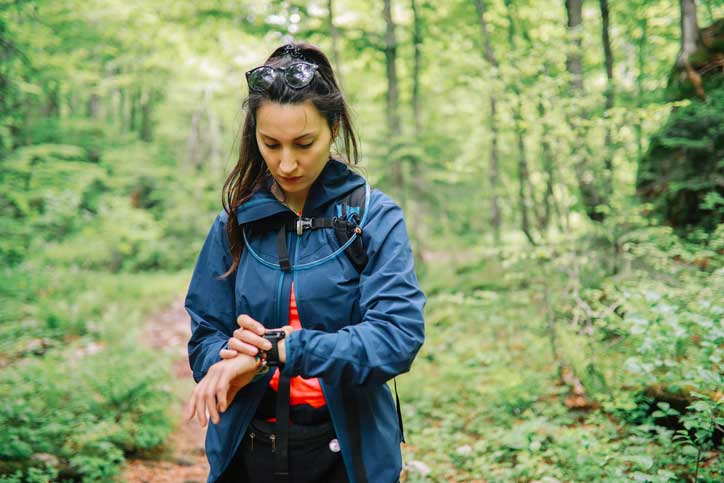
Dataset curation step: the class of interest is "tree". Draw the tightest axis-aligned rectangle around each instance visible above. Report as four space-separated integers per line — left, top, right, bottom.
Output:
599 0 614 198
504 0 536 245
382 0 403 194
474 0 502 243
327 0 344 89
565 0 609 222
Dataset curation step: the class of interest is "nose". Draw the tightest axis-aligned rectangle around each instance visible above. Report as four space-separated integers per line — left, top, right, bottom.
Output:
278 148 298 176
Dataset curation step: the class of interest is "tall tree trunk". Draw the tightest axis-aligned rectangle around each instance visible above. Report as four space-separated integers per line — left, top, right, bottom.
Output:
86 93 99 119
565 0 583 92
130 87 139 132
410 0 421 139
119 87 127 132
43 80 60 117
140 88 154 142
504 0 536 245
678 0 700 66
327 0 344 89
474 0 501 243
408 0 425 265
677 0 704 98
538 98 560 233
565 0 607 222
636 17 647 164
186 107 203 168
599 0 614 198
382 0 403 195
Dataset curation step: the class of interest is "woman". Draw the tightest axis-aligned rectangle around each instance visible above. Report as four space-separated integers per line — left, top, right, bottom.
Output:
183 42 426 483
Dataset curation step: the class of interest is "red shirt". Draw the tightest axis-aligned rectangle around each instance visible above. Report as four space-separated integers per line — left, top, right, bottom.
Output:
267 281 327 408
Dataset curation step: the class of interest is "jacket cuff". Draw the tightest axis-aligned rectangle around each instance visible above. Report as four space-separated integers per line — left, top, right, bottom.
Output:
193 338 226 382
280 330 301 377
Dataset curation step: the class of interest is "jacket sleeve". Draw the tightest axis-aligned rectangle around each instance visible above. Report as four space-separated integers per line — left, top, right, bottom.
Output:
281 190 426 388
185 210 236 383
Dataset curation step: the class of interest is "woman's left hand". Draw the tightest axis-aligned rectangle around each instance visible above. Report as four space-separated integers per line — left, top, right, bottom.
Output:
184 354 259 427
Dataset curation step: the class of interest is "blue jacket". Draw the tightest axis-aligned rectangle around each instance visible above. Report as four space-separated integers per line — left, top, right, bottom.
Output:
185 159 426 483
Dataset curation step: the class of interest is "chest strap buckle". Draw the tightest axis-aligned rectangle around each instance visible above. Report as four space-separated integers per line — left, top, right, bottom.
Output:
296 218 313 235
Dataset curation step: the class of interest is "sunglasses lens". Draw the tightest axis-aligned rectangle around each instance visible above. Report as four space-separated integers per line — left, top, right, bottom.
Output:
248 67 275 91
285 63 316 88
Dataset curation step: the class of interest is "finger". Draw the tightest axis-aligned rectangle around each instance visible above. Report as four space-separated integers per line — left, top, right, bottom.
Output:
220 348 239 359
195 383 208 428
203 370 223 426
281 325 295 335
240 330 272 351
228 336 260 356
216 377 230 413
236 314 265 335
184 391 196 420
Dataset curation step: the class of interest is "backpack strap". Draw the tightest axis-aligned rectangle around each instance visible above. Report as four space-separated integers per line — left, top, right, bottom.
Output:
333 183 368 273
254 183 370 273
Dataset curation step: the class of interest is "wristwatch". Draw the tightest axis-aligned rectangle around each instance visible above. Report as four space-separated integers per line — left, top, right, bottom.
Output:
261 329 286 367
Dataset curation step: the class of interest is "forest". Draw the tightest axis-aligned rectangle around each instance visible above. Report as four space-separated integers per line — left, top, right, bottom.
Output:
1 0 723 482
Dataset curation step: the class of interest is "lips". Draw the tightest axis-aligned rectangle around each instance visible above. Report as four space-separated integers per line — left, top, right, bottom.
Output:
280 176 302 183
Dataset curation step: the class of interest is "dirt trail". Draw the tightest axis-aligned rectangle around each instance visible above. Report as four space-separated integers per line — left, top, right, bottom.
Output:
119 297 210 483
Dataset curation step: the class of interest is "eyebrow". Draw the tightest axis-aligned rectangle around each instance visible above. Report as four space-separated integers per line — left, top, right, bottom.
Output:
259 131 317 141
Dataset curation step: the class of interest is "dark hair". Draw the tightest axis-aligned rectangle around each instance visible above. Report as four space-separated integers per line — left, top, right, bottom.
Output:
219 42 360 278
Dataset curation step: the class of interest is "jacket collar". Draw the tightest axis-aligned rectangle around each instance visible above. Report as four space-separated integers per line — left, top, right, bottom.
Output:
235 158 366 225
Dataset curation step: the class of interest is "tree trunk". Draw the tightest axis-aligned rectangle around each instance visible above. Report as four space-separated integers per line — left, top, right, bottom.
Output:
327 0 344 90
43 80 60 117
538 99 560 233
599 0 614 198
678 0 700 67
565 0 583 92
382 0 403 194
140 88 154 142
186 107 202 168
130 88 139 132
676 0 705 99
504 0 536 245
86 93 99 119
119 87 127 132
410 0 421 139
565 0 608 222
636 17 647 164
474 0 501 243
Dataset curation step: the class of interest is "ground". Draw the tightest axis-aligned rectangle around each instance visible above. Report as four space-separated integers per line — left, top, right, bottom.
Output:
118 297 210 483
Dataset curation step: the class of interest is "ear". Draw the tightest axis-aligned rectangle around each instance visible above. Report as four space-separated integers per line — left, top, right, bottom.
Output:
331 121 340 141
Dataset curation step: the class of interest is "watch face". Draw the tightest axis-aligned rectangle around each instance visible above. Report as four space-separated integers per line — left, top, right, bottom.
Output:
264 329 286 340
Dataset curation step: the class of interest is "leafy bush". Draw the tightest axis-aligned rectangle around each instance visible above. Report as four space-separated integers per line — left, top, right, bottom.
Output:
0 331 174 482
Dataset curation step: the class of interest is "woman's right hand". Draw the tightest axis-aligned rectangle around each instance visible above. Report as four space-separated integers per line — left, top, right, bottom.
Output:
219 314 292 359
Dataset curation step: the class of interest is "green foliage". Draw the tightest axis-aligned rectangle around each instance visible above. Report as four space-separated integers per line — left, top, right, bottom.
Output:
0 346 173 481
0 267 182 481
637 87 724 232
401 216 723 481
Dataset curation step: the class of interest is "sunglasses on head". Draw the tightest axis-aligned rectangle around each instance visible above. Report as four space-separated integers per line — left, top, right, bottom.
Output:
245 61 319 93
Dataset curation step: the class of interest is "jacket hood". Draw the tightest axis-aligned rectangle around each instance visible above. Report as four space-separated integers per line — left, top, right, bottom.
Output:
235 158 366 225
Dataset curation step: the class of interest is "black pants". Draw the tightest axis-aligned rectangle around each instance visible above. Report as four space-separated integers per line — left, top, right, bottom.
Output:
220 419 350 483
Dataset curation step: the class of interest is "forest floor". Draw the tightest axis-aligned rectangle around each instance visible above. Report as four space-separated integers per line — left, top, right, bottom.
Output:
118 297 209 483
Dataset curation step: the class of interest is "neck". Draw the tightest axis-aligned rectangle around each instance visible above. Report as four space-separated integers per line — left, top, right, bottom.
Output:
272 182 307 214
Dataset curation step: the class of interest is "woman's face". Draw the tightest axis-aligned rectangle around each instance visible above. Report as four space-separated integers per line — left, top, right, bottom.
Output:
255 99 336 203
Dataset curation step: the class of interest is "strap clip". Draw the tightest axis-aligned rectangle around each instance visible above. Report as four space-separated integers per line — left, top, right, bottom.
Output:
296 217 313 235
